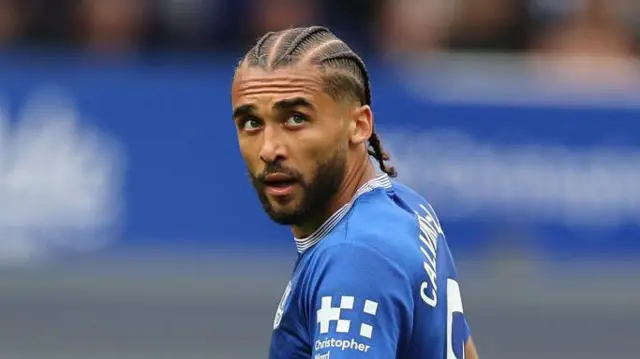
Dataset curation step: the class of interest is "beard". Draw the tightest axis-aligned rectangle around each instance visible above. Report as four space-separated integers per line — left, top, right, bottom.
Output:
250 148 347 227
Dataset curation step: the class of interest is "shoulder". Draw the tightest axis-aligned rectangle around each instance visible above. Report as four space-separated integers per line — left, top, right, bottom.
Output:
311 189 425 276
342 184 440 262
345 189 419 249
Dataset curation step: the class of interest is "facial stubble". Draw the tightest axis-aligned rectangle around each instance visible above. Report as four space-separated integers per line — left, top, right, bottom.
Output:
250 148 347 227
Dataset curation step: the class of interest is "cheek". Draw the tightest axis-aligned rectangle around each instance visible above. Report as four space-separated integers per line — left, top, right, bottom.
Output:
238 138 260 171
297 143 332 179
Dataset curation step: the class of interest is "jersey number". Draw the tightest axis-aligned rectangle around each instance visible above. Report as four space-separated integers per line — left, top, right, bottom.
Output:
446 278 465 359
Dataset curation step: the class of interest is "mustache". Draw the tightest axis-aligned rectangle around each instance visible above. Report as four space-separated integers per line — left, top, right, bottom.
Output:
254 162 302 183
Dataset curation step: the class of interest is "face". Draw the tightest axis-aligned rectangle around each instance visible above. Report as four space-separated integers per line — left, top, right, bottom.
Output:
231 66 354 226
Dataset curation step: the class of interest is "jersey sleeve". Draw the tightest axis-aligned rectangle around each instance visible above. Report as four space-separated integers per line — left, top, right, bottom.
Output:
306 243 413 358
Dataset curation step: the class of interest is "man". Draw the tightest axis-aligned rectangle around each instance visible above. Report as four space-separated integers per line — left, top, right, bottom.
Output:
231 26 478 359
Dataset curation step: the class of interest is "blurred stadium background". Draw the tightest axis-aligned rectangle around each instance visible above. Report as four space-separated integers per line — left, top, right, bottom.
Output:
0 0 638 358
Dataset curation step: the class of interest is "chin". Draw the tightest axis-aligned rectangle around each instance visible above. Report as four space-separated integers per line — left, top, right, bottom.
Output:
267 211 301 226
265 203 305 226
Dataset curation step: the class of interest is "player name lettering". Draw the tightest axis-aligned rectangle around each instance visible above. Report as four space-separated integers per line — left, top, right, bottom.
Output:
416 204 441 308
315 338 371 354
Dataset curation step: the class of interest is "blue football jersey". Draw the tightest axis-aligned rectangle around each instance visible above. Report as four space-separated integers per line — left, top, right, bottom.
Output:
269 174 471 359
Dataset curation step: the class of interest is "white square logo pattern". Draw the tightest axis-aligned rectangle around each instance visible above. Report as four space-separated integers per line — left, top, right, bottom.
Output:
317 296 379 339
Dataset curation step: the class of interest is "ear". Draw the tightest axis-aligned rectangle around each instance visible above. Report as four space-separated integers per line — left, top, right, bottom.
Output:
348 105 373 146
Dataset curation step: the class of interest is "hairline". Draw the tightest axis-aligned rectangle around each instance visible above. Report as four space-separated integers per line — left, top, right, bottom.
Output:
233 61 366 106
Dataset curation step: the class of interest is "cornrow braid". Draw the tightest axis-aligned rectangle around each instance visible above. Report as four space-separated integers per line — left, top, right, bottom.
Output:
273 26 331 67
238 26 397 177
251 31 276 66
319 50 371 106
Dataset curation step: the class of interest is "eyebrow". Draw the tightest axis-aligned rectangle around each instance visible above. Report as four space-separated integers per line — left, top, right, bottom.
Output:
232 97 315 119
273 97 315 112
232 104 257 119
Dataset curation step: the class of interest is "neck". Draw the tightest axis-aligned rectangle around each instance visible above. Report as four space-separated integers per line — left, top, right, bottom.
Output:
292 157 377 238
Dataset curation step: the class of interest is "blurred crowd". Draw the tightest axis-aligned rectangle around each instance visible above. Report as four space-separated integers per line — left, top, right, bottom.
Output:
0 0 638 59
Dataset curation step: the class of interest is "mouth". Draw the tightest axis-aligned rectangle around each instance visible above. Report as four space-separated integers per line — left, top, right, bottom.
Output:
262 173 298 196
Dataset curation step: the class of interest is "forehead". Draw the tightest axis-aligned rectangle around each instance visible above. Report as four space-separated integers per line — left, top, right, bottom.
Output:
231 66 331 107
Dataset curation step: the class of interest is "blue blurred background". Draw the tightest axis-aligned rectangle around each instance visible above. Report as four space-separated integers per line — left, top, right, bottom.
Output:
0 0 638 358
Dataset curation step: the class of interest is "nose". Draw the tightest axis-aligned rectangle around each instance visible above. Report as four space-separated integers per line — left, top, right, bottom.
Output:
259 126 286 163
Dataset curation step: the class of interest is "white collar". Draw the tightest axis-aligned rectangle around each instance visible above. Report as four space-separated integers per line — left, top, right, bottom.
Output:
294 174 393 253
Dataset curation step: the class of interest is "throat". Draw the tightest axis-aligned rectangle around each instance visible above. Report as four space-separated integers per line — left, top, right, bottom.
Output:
292 216 327 239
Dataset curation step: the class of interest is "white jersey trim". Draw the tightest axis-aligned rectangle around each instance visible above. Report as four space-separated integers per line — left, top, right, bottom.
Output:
294 174 393 253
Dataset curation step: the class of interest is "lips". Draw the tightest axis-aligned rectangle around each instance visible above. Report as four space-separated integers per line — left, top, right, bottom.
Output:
263 173 297 196
264 173 296 185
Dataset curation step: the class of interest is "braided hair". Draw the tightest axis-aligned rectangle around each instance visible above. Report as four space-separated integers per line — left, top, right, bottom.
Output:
236 26 397 177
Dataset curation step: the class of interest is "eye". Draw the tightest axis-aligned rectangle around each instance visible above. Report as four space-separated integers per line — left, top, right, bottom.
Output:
241 117 262 131
285 113 307 127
